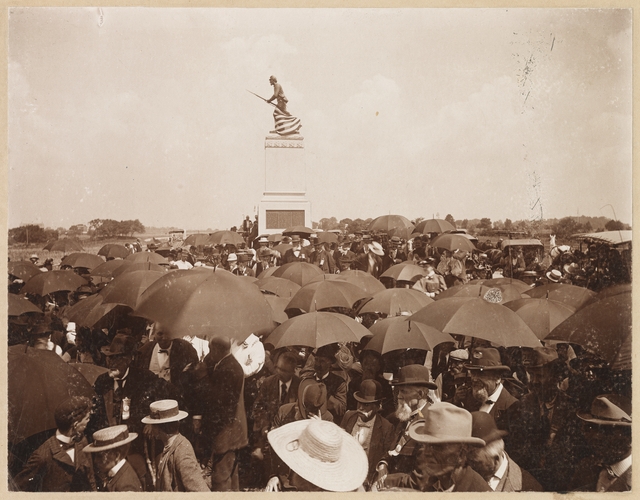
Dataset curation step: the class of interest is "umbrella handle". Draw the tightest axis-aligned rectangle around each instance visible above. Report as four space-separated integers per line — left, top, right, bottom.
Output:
144 436 156 488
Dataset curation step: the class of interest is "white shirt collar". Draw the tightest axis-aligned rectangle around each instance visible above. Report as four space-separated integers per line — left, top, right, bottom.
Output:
56 430 72 443
480 383 504 412
108 458 127 478
609 453 632 477
488 452 509 490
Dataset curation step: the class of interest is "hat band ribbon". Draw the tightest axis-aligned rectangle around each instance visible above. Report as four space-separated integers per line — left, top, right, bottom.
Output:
150 406 180 420
94 429 129 448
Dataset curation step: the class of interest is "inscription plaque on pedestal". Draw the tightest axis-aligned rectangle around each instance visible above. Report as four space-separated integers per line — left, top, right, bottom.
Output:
265 210 306 229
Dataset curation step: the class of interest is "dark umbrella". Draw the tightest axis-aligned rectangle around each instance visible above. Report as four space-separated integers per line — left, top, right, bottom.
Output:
272 243 293 256
504 298 576 340
207 230 245 247
434 284 525 304
134 268 274 341
100 270 165 309
546 292 631 370
43 238 84 253
265 311 370 349
97 244 131 260
369 215 415 240
413 218 456 235
184 233 213 247
430 233 477 252
582 283 632 308
8 293 43 316
125 252 168 265
477 277 531 293
335 270 387 295
22 270 88 296
255 276 302 297
8 260 43 282
524 283 596 310
272 262 324 287
315 231 338 244
359 288 433 316
111 261 166 278
64 293 124 328
409 297 541 348
380 262 427 283
257 266 280 279
60 252 105 270
364 316 455 355
69 363 109 386
282 225 315 237
285 280 371 314
90 259 130 278
264 295 290 324
267 233 283 243
8 346 95 444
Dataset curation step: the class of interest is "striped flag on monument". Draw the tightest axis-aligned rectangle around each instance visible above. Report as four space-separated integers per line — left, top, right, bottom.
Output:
273 107 302 136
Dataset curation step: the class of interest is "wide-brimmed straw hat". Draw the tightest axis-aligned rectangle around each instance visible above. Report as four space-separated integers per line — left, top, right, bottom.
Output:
577 394 631 427
141 399 188 424
408 402 486 446
83 425 138 453
267 418 368 491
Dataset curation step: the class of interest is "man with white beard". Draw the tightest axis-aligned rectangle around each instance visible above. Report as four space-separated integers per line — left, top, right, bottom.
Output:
372 364 437 489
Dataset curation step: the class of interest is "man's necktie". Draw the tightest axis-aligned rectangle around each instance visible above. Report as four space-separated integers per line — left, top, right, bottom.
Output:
280 382 288 405
158 349 169 354
57 439 75 451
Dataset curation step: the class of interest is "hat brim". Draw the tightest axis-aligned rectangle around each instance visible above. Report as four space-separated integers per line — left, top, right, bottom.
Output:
100 347 134 357
546 272 560 282
141 410 189 424
353 392 382 403
392 380 438 389
464 364 511 373
267 419 369 491
576 411 632 427
409 422 486 446
83 433 138 453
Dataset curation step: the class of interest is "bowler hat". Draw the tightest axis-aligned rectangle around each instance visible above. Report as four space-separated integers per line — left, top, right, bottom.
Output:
237 253 251 263
392 364 437 389
577 394 631 427
291 235 301 243
298 378 331 420
464 347 511 372
523 346 559 369
315 343 339 360
141 399 188 424
471 411 508 444
29 320 52 337
83 425 138 453
354 379 383 403
54 396 92 430
100 333 137 357
409 403 486 446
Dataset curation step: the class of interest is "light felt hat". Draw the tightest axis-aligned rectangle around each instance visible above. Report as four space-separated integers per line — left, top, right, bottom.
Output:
267 418 368 491
83 425 138 453
408 402 486 446
141 399 188 424
577 394 631 427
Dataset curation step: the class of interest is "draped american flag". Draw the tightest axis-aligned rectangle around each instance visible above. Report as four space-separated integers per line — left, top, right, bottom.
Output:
273 107 302 136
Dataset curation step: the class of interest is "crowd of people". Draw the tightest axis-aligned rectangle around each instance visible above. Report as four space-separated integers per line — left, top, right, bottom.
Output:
7 228 632 492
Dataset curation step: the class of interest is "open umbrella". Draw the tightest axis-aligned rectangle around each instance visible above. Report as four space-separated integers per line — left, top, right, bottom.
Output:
8 346 95 444
285 280 371 314
265 311 370 349
60 252 105 270
380 262 427 283
272 262 324 287
413 218 456 235
97 244 131 260
8 293 43 316
524 283 596 310
504 298 576 340
69 363 109 386
334 270 387 295
582 283 632 308
359 288 433 316
90 259 130 278
43 238 84 253
272 243 293 256
282 225 314 237
22 270 88 296
184 233 213 247
369 215 415 240
134 268 274 341
434 284 525 304
64 293 124 328
255 276 302 297
430 233 477 252
257 266 280 279
546 292 631 370
307 274 341 284
124 251 168 265
263 295 290 324
100 270 165 309
111 261 166 278
8 260 43 282
207 230 245 247
364 316 455 355
476 278 531 293
409 297 541 348
315 231 339 244
267 233 283 243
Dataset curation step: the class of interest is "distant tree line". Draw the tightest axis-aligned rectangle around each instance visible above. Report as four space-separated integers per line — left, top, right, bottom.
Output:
88 219 146 239
8 225 58 245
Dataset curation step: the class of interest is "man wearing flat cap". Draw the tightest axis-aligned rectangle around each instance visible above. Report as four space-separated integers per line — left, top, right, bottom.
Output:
14 396 95 492
341 379 394 487
467 412 543 491
380 403 490 492
569 394 632 492
374 364 437 487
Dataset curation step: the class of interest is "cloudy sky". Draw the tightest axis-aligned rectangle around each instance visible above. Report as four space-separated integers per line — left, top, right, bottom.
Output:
8 7 632 230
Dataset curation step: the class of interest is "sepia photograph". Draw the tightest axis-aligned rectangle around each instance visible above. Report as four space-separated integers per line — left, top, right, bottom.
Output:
6 5 632 493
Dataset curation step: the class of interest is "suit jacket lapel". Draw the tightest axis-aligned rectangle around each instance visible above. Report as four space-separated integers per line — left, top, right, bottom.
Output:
104 389 116 426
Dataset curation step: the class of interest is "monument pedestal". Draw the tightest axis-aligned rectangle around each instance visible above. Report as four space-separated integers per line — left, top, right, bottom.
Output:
259 134 311 235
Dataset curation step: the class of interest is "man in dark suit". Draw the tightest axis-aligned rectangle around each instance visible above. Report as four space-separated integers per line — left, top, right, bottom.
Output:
569 394 631 492
14 396 95 492
341 380 394 488
310 239 336 273
334 240 356 272
352 240 384 279
135 325 199 394
192 337 248 491
281 235 309 264
301 344 347 424
381 236 407 273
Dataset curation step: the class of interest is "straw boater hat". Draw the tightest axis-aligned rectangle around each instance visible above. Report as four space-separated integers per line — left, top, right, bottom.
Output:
141 399 188 424
267 418 369 491
577 394 631 427
464 347 511 373
83 425 138 453
546 269 562 282
409 402 486 446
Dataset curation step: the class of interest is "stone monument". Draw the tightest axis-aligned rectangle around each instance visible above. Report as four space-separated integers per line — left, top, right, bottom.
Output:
251 76 311 235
